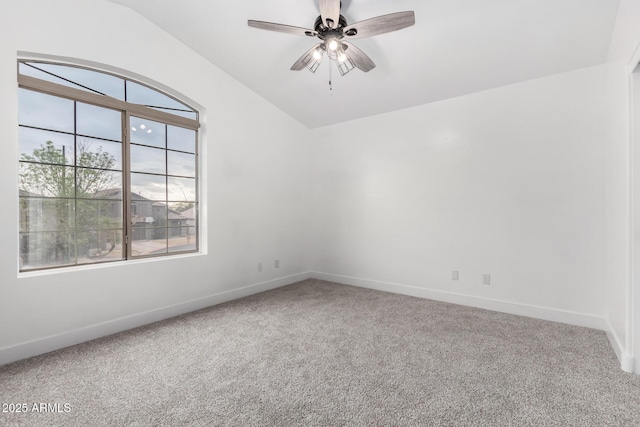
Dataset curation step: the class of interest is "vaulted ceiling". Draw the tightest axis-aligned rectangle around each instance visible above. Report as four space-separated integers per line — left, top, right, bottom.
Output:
107 0 620 128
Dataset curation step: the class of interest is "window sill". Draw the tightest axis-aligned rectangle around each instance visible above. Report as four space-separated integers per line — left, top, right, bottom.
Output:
18 251 206 279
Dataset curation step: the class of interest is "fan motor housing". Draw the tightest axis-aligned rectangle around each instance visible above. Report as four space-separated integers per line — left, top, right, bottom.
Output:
314 15 348 39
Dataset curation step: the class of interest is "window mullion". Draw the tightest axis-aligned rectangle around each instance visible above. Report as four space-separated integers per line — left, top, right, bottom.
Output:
123 111 132 260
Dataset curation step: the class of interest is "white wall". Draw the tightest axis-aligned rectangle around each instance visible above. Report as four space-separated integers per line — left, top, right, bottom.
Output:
311 64 620 329
0 0 311 364
632 69 640 374
605 0 640 373
607 0 640 64
604 61 631 369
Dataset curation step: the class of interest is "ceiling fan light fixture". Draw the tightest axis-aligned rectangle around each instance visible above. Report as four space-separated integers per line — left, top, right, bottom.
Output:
336 47 347 63
336 54 355 76
325 39 340 61
302 48 323 73
322 40 353 74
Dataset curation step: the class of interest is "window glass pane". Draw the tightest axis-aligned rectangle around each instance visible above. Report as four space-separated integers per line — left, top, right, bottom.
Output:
131 173 166 201
168 209 189 225
167 125 196 153
168 227 196 252
19 130 74 165
76 137 122 170
168 177 196 202
169 202 196 217
131 198 168 257
130 200 166 223
126 80 194 114
19 163 75 198
19 89 74 133
76 169 122 198
76 200 123 229
130 117 165 148
131 227 168 256
151 204 168 227
19 231 76 270
131 145 165 175
92 188 123 200
20 63 125 100
76 230 123 263
167 151 195 177
77 102 122 141
20 63 75 90
130 200 153 222
19 197 74 232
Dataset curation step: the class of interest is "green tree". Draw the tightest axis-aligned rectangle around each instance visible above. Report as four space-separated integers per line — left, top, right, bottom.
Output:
20 139 120 266
170 201 195 213
20 139 116 197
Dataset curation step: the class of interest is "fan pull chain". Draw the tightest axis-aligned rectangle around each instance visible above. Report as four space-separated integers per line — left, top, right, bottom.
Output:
329 62 333 91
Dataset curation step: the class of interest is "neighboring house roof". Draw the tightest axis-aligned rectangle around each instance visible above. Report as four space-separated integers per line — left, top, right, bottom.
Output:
94 188 149 202
168 211 189 220
179 206 196 220
93 188 123 199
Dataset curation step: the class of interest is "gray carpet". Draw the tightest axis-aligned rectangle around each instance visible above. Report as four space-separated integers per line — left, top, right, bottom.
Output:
1 279 639 426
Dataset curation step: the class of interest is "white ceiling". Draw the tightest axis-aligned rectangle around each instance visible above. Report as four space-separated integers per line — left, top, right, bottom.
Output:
107 0 620 128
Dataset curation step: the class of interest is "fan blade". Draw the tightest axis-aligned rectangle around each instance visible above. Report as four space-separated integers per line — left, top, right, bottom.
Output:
342 41 375 72
343 11 415 39
291 44 323 72
319 0 341 29
248 20 317 37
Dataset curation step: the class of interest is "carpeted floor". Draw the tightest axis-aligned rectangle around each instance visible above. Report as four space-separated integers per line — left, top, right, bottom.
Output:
1 279 639 426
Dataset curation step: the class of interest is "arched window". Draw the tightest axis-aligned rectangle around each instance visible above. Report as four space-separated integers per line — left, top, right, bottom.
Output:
18 60 200 272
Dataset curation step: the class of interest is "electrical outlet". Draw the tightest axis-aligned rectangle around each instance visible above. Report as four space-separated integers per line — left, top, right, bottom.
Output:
451 270 459 281
482 274 491 285
275 259 280 268
258 262 262 272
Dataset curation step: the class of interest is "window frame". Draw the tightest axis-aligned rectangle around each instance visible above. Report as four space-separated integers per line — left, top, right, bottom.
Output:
18 62 200 272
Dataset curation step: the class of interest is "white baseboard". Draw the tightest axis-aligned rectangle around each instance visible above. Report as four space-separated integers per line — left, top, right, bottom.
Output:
0 271 311 367
606 320 624 364
311 271 607 331
622 352 636 373
604 319 636 373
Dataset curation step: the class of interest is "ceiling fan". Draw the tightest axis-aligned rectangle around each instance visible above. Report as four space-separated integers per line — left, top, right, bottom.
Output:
248 0 415 76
